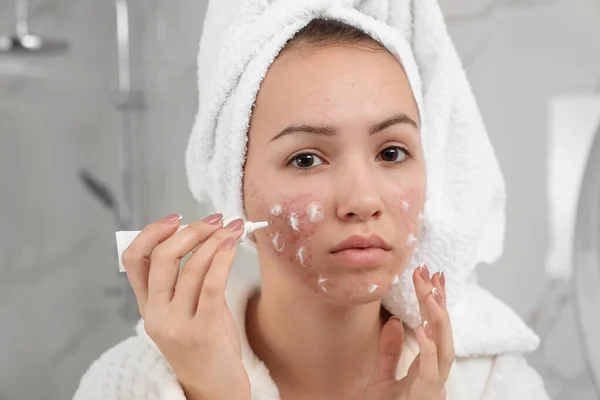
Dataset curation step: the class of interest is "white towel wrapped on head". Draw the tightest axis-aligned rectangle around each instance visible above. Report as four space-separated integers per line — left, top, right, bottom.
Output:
185 0 539 356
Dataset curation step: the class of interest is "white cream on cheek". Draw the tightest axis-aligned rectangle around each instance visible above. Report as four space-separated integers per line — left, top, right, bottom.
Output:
289 212 300 231
368 283 380 294
272 232 284 252
406 233 418 247
318 276 328 292
296 247 307 266
307 202 324 223
401 200 410 211
271 204 283 217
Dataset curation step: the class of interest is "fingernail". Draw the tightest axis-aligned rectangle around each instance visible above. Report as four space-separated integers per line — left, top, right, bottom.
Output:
439 269 446 287
432 287 444 307
389 316 402 323
162 213 182 223
203 213 223 225
220 237 236 250
226 218 245 231
423 320 433 339
419 264 430 282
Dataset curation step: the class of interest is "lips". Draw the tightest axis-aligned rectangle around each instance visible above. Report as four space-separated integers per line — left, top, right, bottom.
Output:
330 234 392 253
329 235 392 267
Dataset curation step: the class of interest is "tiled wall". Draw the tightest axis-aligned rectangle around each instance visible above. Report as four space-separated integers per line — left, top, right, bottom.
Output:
1 0 599 398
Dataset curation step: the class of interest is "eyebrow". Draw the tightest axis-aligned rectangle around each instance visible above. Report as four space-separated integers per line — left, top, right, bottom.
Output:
269 113 419 142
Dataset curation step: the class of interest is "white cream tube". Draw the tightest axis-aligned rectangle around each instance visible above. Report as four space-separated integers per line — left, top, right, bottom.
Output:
116 217 268 272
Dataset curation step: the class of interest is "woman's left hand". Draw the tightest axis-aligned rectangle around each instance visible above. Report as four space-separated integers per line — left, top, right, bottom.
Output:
364 265 455 400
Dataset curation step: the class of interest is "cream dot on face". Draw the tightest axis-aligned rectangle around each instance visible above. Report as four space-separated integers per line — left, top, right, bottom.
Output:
296 247 307 266
272 232 284 252
271 204 283 217
306 202 324 223
289 212 300 231
391 274 400 285
318 276 328 292
406 233 418 247
401 201 410 211
368 283 380 294
417 211 425 221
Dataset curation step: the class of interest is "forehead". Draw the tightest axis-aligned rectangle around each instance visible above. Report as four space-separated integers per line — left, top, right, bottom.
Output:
249 45 419 139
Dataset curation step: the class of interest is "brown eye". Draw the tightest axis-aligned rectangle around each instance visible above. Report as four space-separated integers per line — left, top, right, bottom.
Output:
289 153 323 169
378 146 408 163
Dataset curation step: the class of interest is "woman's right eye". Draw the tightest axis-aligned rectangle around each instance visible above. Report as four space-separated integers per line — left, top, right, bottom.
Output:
288 153 323 169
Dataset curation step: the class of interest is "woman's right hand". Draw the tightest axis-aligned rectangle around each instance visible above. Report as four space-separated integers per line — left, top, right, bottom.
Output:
121 213 251 400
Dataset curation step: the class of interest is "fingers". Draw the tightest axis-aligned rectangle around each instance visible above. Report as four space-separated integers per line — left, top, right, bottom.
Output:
172 219 244 314
121 213 183 315
406 353 420 379
197 236 238 316
147 214 224 307
368 317 405 385
416 321 439 384
413 265 433 324
430 271 454 382
412 265 455 386
435 269 446 298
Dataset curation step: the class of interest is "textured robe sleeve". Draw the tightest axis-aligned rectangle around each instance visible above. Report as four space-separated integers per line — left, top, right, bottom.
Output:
481 354 551 400
73 335 186 400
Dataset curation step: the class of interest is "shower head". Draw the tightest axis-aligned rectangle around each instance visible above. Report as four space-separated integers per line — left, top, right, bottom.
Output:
0 0 68 56
0 34 68 55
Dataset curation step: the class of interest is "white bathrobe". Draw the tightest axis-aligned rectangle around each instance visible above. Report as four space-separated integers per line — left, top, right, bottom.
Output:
73 278 550 400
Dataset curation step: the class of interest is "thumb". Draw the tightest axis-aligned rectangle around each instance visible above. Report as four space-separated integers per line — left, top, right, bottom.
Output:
369 316 405 385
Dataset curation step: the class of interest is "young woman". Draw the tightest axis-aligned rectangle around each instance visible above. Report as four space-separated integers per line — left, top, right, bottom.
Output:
74 4 550 400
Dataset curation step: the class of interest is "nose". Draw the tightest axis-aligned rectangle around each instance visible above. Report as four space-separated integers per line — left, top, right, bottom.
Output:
335 162 384 222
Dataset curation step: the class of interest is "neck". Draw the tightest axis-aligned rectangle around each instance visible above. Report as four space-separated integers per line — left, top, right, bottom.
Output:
245 259 387 398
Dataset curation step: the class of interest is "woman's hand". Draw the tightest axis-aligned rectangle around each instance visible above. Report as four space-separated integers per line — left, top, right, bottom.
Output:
121 213 251 400
364 265 454 400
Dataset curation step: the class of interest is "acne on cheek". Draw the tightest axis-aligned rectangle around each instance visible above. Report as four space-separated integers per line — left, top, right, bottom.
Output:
246 183 423 294
390 186 425 237
384 185 425 286
245 186 333 292
255 194 326 266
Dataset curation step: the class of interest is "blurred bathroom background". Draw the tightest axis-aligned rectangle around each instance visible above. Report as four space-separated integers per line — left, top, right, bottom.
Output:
1 0 599 398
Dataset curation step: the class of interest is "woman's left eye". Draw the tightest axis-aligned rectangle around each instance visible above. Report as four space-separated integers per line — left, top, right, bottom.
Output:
377 146 409 163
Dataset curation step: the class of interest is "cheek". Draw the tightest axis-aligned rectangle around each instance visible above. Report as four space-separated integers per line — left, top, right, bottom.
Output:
254 192 326 266
388 183 426 236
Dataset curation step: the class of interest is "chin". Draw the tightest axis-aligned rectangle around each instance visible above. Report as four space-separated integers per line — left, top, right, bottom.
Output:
301 262 398 306
318 289 388 307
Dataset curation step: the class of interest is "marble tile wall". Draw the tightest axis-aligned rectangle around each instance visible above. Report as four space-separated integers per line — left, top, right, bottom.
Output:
0 0 598 398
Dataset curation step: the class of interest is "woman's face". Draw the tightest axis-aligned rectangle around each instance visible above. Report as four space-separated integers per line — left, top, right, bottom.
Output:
243 43 425 305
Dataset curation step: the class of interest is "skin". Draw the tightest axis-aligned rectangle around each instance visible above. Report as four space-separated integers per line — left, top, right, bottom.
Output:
244 43 425 304
122 41 454 400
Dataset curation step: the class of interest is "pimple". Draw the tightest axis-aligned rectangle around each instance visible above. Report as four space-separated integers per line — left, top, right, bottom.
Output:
318 276 328 292
296 247 307 266
401 201 410 211
289 212 300 231
307 202 324 223
272 232 284 252
368 283 380 294
271 204 283 217
406 233 418 247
